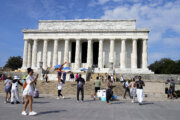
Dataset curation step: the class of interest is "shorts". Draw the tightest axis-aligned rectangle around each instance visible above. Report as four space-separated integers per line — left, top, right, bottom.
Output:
58 72 61 77
95 87 100 93
4 86 11 93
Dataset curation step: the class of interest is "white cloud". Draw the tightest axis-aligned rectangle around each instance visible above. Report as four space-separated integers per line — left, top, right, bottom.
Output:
101 1 180 44
101 0 180 63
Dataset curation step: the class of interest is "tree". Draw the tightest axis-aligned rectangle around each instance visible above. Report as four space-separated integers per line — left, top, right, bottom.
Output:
4 56 22 70
149 58 179 74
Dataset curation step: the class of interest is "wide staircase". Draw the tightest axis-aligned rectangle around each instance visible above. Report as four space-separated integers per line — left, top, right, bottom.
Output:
36 80 124 97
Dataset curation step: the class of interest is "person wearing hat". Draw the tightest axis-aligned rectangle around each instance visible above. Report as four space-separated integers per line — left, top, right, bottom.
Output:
11 75 23 104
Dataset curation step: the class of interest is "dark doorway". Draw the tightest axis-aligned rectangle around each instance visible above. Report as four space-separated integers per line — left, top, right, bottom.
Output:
71 42 76 63
137 40 142 68
81 42 87 63
93 42 99 66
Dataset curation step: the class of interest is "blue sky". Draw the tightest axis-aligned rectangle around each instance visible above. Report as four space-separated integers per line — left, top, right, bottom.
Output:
0 0 180 67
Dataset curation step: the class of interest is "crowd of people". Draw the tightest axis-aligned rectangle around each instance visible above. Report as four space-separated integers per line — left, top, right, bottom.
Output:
1 62 179 116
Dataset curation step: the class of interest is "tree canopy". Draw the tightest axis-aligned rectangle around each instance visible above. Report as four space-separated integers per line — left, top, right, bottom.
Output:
4 56 22 70
149 58 180 74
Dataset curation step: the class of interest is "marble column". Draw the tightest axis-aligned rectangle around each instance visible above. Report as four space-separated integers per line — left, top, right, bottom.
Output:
22 39 28 68
120 39 126 69
142 39 148 69
131 39 137 69
64 39 69 67
42 39 48 69
53 39 58 66
27 41 32 68
87 39 93 68
32 39 38 68
109 39 115 63
75 39 80 69
98 39 103 68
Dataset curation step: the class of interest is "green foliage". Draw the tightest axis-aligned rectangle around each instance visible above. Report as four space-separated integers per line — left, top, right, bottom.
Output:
149 58 180 74
4 56 22 70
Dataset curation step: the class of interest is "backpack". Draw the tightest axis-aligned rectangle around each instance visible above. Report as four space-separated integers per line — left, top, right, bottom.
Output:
23 81 27 90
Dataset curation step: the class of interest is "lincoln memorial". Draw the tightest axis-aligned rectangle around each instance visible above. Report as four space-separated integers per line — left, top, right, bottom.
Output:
21 19 153 74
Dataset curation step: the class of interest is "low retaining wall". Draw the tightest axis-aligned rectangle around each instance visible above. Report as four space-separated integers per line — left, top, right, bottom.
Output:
1 71 180 83
116 74 180 83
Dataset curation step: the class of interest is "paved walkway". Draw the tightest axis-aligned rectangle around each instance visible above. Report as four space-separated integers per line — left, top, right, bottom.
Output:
0 95 180 120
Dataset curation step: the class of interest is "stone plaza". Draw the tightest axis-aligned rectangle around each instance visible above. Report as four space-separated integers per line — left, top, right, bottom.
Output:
21 19 153 74
0 94 180 120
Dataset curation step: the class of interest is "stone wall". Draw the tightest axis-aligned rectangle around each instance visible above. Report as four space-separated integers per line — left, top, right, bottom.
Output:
1 71 180 83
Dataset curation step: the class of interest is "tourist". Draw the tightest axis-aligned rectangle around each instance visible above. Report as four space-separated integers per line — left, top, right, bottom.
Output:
57 62 66 82
110 75 113 82
75 73 79 81
136 76 145 105
106 76 113 104
1 74 5 81
70 72 74 81
11 76 22 104
57 79 64 99
43 69 48 83
120 75 124 83
94 76 101 100
76 74 85 102
105 73 108 82
21 75 27 104
22 68 38 116
123 80 131 99
4 76 12 103
169 79 178 99
63 72 66 83
129 78 137 103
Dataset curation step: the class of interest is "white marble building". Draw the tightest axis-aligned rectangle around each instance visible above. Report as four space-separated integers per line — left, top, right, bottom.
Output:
22 19 153 74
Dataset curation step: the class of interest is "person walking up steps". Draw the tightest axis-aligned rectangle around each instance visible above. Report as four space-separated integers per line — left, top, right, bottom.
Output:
136 76 145 105
22 68 38 116
129 78 137 103
57 79 64 99
76 74 85 102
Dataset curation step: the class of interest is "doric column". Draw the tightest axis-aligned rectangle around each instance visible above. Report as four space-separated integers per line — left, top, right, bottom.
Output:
75 39 80 69
120 39 126 69
87 39 93 68
98 39 103 68
22 39 28 68
43 39 48 69
109 39 115 63
64 39 69 67
131 39 137 69
53 39 58 66
142 39 148 69
32 39 38 69
27 41 32 68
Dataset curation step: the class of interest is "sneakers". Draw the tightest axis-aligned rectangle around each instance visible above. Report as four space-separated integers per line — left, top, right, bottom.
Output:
56 97 60 99
62 96 65 99
29 111 37 116
21 111 37 116
21 111 27 116
4 101 7 104
16 101 20 104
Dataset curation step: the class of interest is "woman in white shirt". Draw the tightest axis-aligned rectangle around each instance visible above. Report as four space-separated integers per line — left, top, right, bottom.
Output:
22 68 38 116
